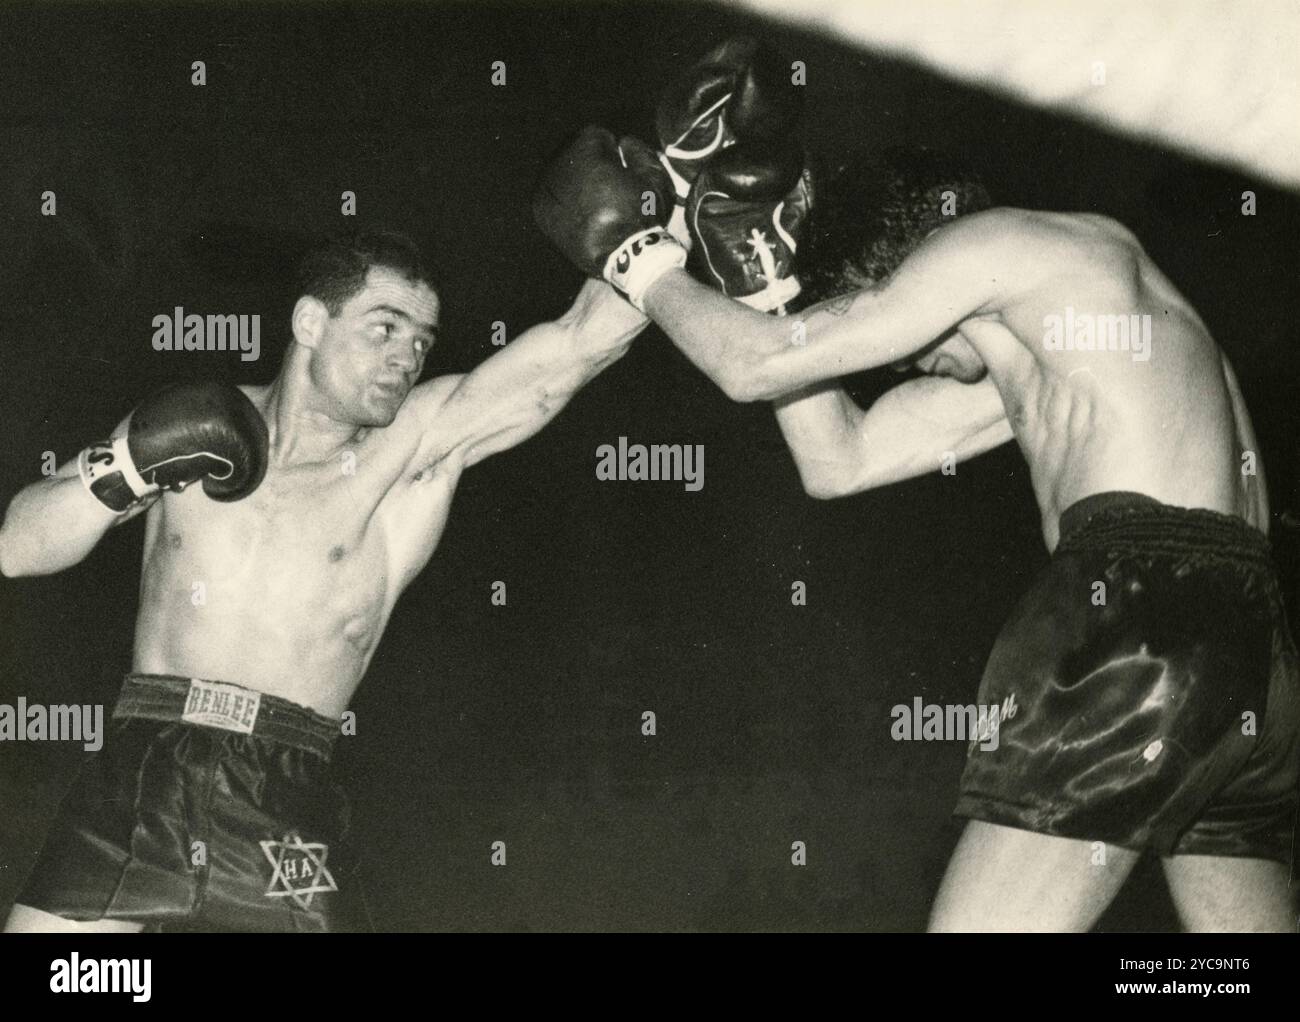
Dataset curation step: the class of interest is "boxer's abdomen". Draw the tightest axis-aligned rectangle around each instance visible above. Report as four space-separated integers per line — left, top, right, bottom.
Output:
132 467 409 716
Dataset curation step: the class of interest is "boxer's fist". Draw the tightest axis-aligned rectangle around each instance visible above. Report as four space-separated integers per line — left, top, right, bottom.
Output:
687 139 814 312
533 125 684 310
78 381 269 513
656 36 804 203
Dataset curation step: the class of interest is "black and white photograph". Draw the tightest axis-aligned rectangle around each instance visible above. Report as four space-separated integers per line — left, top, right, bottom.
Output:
0 0 1296 997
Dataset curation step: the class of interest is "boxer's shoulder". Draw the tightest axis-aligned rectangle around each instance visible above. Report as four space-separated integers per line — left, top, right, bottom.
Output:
400 372 464 433
935 207 1145 306
985 208 1142 264
930 207 1135 253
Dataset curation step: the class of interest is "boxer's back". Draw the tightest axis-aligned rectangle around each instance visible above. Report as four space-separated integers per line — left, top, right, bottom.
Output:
951 209 1266 548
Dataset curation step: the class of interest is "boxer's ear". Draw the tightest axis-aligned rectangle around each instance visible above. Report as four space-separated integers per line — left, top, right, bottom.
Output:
291 295 328 349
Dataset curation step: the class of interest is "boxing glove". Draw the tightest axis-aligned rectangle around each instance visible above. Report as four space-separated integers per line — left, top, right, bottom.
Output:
533 125 685 311
656 37 804 212
686 139 814 312
78 381 270 513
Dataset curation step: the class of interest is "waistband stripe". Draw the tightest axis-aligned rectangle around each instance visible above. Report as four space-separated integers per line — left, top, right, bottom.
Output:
113 674 339 760
1056 495 1278 589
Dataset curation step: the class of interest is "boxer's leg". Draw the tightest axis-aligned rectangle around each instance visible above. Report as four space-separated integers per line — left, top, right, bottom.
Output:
928 821 1140 932
4 904 144 933
1158 586 1300 932
1160 856 1295 932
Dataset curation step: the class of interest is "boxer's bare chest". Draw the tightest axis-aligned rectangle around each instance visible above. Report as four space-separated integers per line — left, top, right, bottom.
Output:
142 432 455 618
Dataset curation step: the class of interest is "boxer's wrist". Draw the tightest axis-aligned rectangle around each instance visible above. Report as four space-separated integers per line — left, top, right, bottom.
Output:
77 424 158 514
602 227 687 312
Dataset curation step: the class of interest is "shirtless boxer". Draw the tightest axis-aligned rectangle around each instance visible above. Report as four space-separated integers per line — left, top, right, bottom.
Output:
0 230 648 932
533 137 1299 932
0 36 803 934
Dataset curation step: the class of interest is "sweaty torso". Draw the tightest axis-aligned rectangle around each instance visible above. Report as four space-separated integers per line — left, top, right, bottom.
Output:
954 210 1267 550
133 385 455 717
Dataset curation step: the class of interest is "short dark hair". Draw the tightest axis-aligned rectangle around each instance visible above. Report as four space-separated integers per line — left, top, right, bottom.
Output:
794 147 992 311
296 229 436 316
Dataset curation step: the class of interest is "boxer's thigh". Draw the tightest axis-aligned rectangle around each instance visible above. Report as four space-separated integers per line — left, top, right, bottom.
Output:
1160 854 1295 932
929 820 1141 932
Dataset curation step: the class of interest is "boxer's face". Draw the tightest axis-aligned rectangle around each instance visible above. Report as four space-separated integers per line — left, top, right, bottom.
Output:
311 267 440 427
912 333 986 383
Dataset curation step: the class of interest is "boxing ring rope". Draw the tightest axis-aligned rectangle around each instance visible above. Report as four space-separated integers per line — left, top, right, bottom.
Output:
724 0 1300 189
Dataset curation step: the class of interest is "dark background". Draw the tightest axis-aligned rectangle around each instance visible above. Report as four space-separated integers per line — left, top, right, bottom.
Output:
1 1 1296 931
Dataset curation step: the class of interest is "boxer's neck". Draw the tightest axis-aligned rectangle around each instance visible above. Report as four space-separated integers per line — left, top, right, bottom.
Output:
261 357 367 467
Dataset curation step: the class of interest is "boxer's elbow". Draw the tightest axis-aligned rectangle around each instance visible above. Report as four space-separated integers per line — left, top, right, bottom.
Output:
797 461 861 500
0 517 30 577
801 474 849 501
0 496 84 577
720 357 777 404
0 530 47 577
791 442 876 499
720 372 760 403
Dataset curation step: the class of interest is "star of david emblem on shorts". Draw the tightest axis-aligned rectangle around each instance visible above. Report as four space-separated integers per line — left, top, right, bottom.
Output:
260 833 338 909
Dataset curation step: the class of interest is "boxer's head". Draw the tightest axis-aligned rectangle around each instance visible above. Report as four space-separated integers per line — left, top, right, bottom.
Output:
291 230 440 426
795 147 992 382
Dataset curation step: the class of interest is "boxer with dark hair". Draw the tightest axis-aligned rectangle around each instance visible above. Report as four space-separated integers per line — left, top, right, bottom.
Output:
0 228 648 931
534 134 1299 931
795 147 992 310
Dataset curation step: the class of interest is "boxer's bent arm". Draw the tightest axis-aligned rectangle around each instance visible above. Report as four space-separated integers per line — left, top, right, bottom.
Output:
409 279 647 472
785 374 1012 498
0 442 155 578
642 213 1016 402
772 382 873 498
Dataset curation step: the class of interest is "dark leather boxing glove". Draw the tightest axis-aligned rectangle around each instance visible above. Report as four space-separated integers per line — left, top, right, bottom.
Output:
656 37 804 215
78 381 270 513
686 139 814 312
533 125 685 310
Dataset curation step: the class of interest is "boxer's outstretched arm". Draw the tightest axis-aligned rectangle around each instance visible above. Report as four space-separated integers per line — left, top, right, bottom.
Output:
0 429 154 578
776 374 1012 497
409 279 647 471
642 212 1013 401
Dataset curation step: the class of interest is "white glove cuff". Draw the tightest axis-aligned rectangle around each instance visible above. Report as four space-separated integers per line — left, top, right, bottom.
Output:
602 227 687 312
77 418 155 514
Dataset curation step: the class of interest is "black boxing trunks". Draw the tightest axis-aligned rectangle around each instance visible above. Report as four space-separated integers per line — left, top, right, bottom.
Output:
955 492 1300 862
18 673 369 931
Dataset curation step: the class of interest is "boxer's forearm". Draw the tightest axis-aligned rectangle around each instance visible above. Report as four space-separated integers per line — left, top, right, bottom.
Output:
772 384 867 499
556 278 650 358
506 280 645 416
0 466 147 577
642 269 792 400
644 268 972 403
642 269 909 402
418 281 646 470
